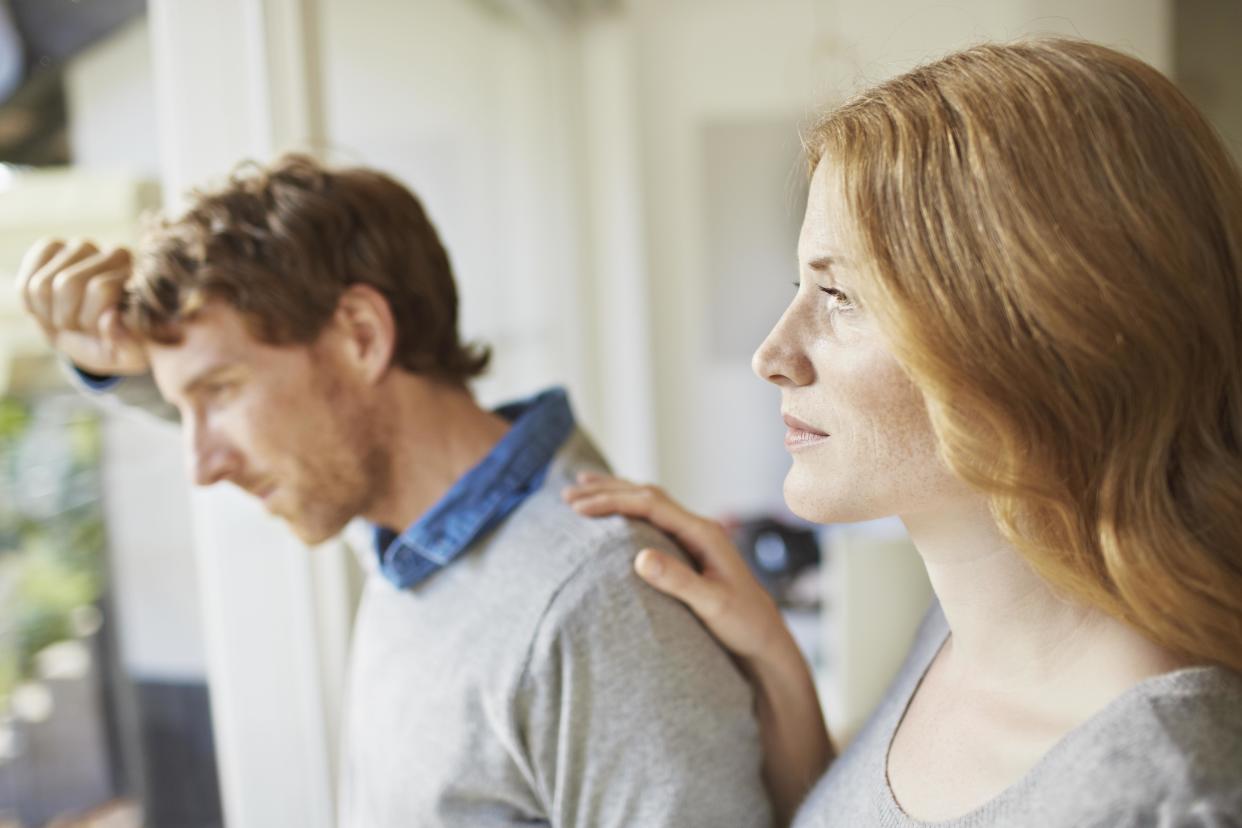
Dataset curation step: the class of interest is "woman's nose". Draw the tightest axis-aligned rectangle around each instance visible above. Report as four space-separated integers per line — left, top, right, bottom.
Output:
752 305 814 388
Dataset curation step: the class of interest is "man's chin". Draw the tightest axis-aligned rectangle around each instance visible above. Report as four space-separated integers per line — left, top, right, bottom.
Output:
285 517 348 547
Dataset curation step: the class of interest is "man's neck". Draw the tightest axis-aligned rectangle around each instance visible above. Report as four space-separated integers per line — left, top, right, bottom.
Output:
364 377 510 531
902 498 1186 705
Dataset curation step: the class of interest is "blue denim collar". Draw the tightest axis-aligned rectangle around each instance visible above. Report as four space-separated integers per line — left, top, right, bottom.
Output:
372 386 574 589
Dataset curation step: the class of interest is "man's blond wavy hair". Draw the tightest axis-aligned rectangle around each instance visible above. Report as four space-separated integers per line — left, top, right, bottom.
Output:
807 38 1242 670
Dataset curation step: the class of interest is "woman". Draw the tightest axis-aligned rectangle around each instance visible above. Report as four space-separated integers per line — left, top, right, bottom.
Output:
564 38 1242 826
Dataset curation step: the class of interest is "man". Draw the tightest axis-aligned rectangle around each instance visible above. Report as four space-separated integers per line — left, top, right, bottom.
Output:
15 155 772 826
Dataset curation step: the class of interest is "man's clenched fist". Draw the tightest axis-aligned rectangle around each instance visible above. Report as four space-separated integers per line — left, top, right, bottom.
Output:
15 238 148 377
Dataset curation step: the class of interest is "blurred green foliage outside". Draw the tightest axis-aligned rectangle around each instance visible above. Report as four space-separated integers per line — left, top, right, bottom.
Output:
0 394 105 708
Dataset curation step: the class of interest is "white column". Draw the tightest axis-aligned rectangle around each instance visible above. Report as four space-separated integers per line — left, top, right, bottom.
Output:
460 2 660 479
572 14 659 480
146 2 348 826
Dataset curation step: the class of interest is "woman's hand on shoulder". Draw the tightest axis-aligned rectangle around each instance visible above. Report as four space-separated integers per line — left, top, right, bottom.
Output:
562 472 787 668
563 472 835 825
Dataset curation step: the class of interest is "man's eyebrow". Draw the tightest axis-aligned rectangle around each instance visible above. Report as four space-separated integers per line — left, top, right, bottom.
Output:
180 363 239 399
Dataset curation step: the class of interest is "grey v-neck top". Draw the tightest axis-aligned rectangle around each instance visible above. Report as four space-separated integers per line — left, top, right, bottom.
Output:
793 603 1242 827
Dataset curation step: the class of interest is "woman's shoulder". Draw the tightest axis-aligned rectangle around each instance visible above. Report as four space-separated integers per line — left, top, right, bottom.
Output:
1121 665 1242 773
793 632 1242 828
1059 664 1242 823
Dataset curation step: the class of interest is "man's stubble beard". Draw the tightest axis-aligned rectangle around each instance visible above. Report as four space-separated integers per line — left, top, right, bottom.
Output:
290 390 393 544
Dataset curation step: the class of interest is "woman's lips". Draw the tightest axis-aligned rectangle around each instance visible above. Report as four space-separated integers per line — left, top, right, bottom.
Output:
783 413 829 450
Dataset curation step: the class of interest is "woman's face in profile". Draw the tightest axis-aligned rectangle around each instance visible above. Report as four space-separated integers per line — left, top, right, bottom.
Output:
752 160 967 524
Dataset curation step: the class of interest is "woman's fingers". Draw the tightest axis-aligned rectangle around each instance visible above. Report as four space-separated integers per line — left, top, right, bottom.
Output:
575 470 609 485
565 476 675 513
567 475 787 663
567 486 733 573
634 548 726 619
637 547 781 662
565 473 636 499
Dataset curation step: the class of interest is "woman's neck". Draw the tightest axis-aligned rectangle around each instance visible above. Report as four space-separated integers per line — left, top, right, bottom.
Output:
901 497 1187 702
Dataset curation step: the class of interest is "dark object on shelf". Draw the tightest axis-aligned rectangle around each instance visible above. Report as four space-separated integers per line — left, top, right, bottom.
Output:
8 0 146 82
731 517 821 606
0 0 146 165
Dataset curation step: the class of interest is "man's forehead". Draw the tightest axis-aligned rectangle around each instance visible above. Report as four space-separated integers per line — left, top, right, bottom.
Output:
148 347 239 402
146 307 256 396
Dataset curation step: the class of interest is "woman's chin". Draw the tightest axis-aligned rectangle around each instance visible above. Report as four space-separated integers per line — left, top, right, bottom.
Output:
782 473 881 525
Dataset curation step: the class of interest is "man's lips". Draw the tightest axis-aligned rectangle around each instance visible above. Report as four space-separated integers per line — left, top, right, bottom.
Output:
241 479 277 504
783 413 829 449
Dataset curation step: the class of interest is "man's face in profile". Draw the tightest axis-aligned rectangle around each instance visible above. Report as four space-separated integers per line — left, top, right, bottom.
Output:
146 301 386 544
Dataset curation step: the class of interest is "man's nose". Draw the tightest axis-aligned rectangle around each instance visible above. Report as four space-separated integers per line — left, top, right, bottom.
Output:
187 419 241 487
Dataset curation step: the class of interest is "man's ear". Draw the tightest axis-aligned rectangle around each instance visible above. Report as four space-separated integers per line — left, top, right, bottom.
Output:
330 284 396 384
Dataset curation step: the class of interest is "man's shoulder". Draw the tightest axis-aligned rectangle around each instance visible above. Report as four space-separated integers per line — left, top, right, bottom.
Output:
489 427 682 589
486 494 686 651
513 506 683 629
482 427 725 657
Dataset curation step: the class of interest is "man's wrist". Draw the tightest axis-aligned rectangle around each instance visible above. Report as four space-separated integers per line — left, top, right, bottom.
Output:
70 364 123 391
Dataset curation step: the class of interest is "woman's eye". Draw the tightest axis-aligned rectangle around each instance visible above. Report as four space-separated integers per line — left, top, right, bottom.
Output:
819 286 854 310
792 281 855 311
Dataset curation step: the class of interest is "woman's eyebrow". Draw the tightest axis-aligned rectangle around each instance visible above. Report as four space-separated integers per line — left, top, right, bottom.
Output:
807 255 838 272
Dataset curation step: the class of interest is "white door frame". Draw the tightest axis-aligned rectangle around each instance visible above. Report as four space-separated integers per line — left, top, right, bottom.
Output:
146 2 349 825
